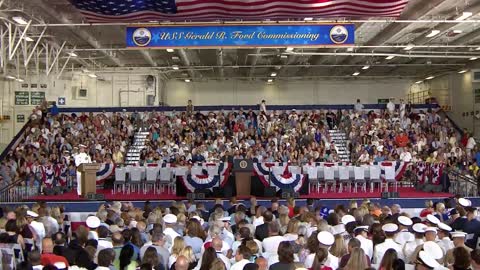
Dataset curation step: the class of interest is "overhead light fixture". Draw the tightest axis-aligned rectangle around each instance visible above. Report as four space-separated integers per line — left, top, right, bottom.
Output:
404 45 414 51
172 56 180 60
12 16 28 25
347 47 354 52
458 70 468 74
352 72 360 76
185 79 191 82
280 55 288 59
83 69 90 73
267 79 273 83
285 47 294 52
304 17 313 21
68 52 78 57
270 72 277 77
172 65 179 70
453 30 463 34
362 65 370 70
5 75 15 80
385 55 395 60
16 78 24 82
88 74 97 78
24 36 34 42
476 47 480 51
166 48 174 53
455 11 473 21
426 76 435 80
426 30 441 38
470 57 478 60
415 80 423 84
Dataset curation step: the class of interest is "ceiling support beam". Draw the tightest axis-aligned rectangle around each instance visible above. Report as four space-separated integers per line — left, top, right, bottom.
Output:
217 49 224 79
139 50 157 67
178 49 195 78
248 48 261 79
8 20 32 60
33 0 124 67
47 41 65 75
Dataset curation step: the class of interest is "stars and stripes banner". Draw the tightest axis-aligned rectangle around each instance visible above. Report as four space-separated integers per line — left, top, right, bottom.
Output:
413 162 445 185
71 0 409 23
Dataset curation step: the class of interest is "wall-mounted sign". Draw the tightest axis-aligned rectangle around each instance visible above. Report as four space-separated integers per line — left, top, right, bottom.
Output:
15 91 30 105
30 91 45 106
58 96 66 105
31 84 38 88
378 98 389 104
17 114 25 123
21 83 29 88
40 84 47 89
126 24 355 48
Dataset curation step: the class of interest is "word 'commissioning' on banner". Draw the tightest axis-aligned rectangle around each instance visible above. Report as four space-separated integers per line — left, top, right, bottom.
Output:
126 24 355 48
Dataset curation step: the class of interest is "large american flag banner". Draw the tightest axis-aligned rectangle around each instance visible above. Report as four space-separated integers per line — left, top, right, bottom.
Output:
71 0 409 23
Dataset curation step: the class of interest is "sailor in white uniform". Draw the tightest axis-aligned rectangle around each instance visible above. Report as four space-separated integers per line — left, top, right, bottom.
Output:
317 231 339 270
436 222 454 254
74 144 92 195
403 223 426 262
354 226 373 259
373 223 404 264
395 216 414 246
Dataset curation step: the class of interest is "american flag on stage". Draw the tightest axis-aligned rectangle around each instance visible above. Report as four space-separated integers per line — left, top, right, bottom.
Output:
71 0 409 23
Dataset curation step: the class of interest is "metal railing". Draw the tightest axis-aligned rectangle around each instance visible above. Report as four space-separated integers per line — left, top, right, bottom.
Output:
0 179 39 203
445 169 478 197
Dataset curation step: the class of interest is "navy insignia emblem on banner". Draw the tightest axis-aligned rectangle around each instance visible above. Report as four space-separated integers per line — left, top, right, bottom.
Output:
133 28 152 47
329 25 349 44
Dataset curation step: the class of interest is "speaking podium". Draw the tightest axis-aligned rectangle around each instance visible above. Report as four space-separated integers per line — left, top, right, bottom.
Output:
233 159 253 196
78 163 100 197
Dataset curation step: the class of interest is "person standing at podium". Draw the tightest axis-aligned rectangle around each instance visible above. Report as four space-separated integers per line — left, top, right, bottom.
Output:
74 144 92 195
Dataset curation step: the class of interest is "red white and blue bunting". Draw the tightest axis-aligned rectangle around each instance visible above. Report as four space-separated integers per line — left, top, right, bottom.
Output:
253 162 287 185
377 161 409 181
253 163 304 192
96 163 116 184
180 162 232 192
413 162 445 185
270 173 305 192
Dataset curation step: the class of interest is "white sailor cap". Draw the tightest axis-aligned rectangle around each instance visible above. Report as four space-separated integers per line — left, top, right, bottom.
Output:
79 144 87 148
332 224 346 235
450 231 467 238
413 223 427 233
354 225 369 232
164 214 177 224
86 216 100 229
219 216 231 223
317 231 335 246
382 223 398 233
437 222 452 232
426 214 440 225
341 214 356 225
458 198 472 207
423 241 444 260
191 216 205 226
425 227 438 233
398 216 413 226
26 210 39 218
419 251 440 269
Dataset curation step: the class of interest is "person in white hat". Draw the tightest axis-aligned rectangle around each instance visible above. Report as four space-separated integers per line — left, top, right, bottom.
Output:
409 227 441 263
74 143 92 195
26 210 46 250
436 222 454 254
404 223 427 262
395 216 414 246
163 214 180 250
445 231 472 265
374 223 404 264
317 231 339 270
415 250 441 270
354 226 373 260
86 216 101 240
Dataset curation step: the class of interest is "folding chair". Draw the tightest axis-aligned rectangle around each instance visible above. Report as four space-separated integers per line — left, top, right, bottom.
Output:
306 166 319 193
369 165 382 192
288 166 301 175
159 167 173 193
114 167 127 194
129 168 143 193
272 166 285 176
383 163 397 192
353 166 367 193
190 166 203 176
145 167 159 194
338 166 351 193
323 166 336 193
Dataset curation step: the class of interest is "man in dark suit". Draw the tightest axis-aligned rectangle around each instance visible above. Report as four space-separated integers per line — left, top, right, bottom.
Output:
255 211 273 241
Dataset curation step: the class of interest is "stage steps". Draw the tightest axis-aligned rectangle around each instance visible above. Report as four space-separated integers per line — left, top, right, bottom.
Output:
125 128 149 165
329 129 350 162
